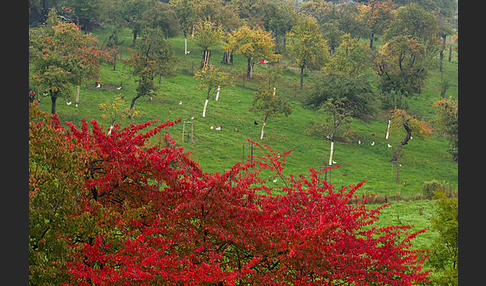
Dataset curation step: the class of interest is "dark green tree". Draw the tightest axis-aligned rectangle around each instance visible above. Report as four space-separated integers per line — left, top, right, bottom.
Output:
375 35 429 97
286 15 328 89
304 73 376 121
124 28 177 114
383 3 439 55
140 0 180 38
120 0 152 44
428 190 458 285
262 0 297 53
170 0 197 55
68 0 101 32
433 96 458 162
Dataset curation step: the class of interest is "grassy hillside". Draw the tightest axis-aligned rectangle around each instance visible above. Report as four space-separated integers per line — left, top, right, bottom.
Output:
35 26 458 200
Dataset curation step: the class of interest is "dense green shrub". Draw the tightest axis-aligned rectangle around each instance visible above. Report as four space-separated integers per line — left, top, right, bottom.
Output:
422 180 457 200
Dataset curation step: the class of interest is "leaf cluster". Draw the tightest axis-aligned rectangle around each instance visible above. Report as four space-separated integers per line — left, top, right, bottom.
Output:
226 25 280 63
428 190 458 285
250 84 292 121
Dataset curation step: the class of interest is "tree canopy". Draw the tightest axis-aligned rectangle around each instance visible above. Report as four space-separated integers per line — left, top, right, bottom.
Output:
30 10 106 114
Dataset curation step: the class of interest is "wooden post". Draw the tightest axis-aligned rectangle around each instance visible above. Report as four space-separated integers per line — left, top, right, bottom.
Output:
182 120 194 143
396 161 401 184
191 120 194 143
182 121 186 143
242 144 245 163
242 141 254 164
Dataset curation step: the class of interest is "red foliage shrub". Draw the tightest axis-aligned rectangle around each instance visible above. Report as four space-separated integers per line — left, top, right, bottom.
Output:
31 108 429 285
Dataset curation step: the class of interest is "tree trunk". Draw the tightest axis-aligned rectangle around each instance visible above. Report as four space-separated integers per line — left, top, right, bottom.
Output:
246 57 254 78
222 51 233 65
283 35 287 53
184 31 188 55
132 30 138 45
260 115 269 140
202 88 211 117
260 121 266 140
50 92 57 114
200 49 211 68
328 141 335 166
129 93 142 118
439 35 446 83
202 98 209 118
395 161 401 184
448 46 452 62
75 84 81 106
391 120 412 162
222 51 228 64
369 32 374 50
300 65 305 89
215 86 220 101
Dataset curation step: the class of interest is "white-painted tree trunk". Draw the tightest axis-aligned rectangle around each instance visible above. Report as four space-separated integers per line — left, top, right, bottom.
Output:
75 84 81 105
329 141 334 166
215 86 220 101
202 98 209 117
260 121 266 139
184 37 188 54
385 119 391 139
108 125 114 135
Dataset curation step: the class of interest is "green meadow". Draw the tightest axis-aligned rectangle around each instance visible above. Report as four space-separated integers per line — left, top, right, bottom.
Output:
36 26 458 199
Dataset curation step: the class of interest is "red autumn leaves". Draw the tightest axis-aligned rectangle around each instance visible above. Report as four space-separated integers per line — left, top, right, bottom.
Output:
30 101 429 285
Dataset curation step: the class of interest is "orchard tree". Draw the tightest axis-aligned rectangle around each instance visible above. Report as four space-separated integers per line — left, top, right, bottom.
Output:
193 19 223 68
307 96 354 144
286 15 327 89
170 0 197 55
433 96 458 162
194 64 230 118
377 3 439 98
304 72 376 122
69 0 102 32
334 1 367 40
261 0 297 53
226 25 279 79
428 190 458 285
375 35 429 97
98 95 139 135
359 0 396 50
30 11 106 113
389 108 432 163
250 83 292 140
383 3 439 56
124 27 177 114
324 33 372 78
120 0 152 44
140 0 180 38
298 0 339 53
